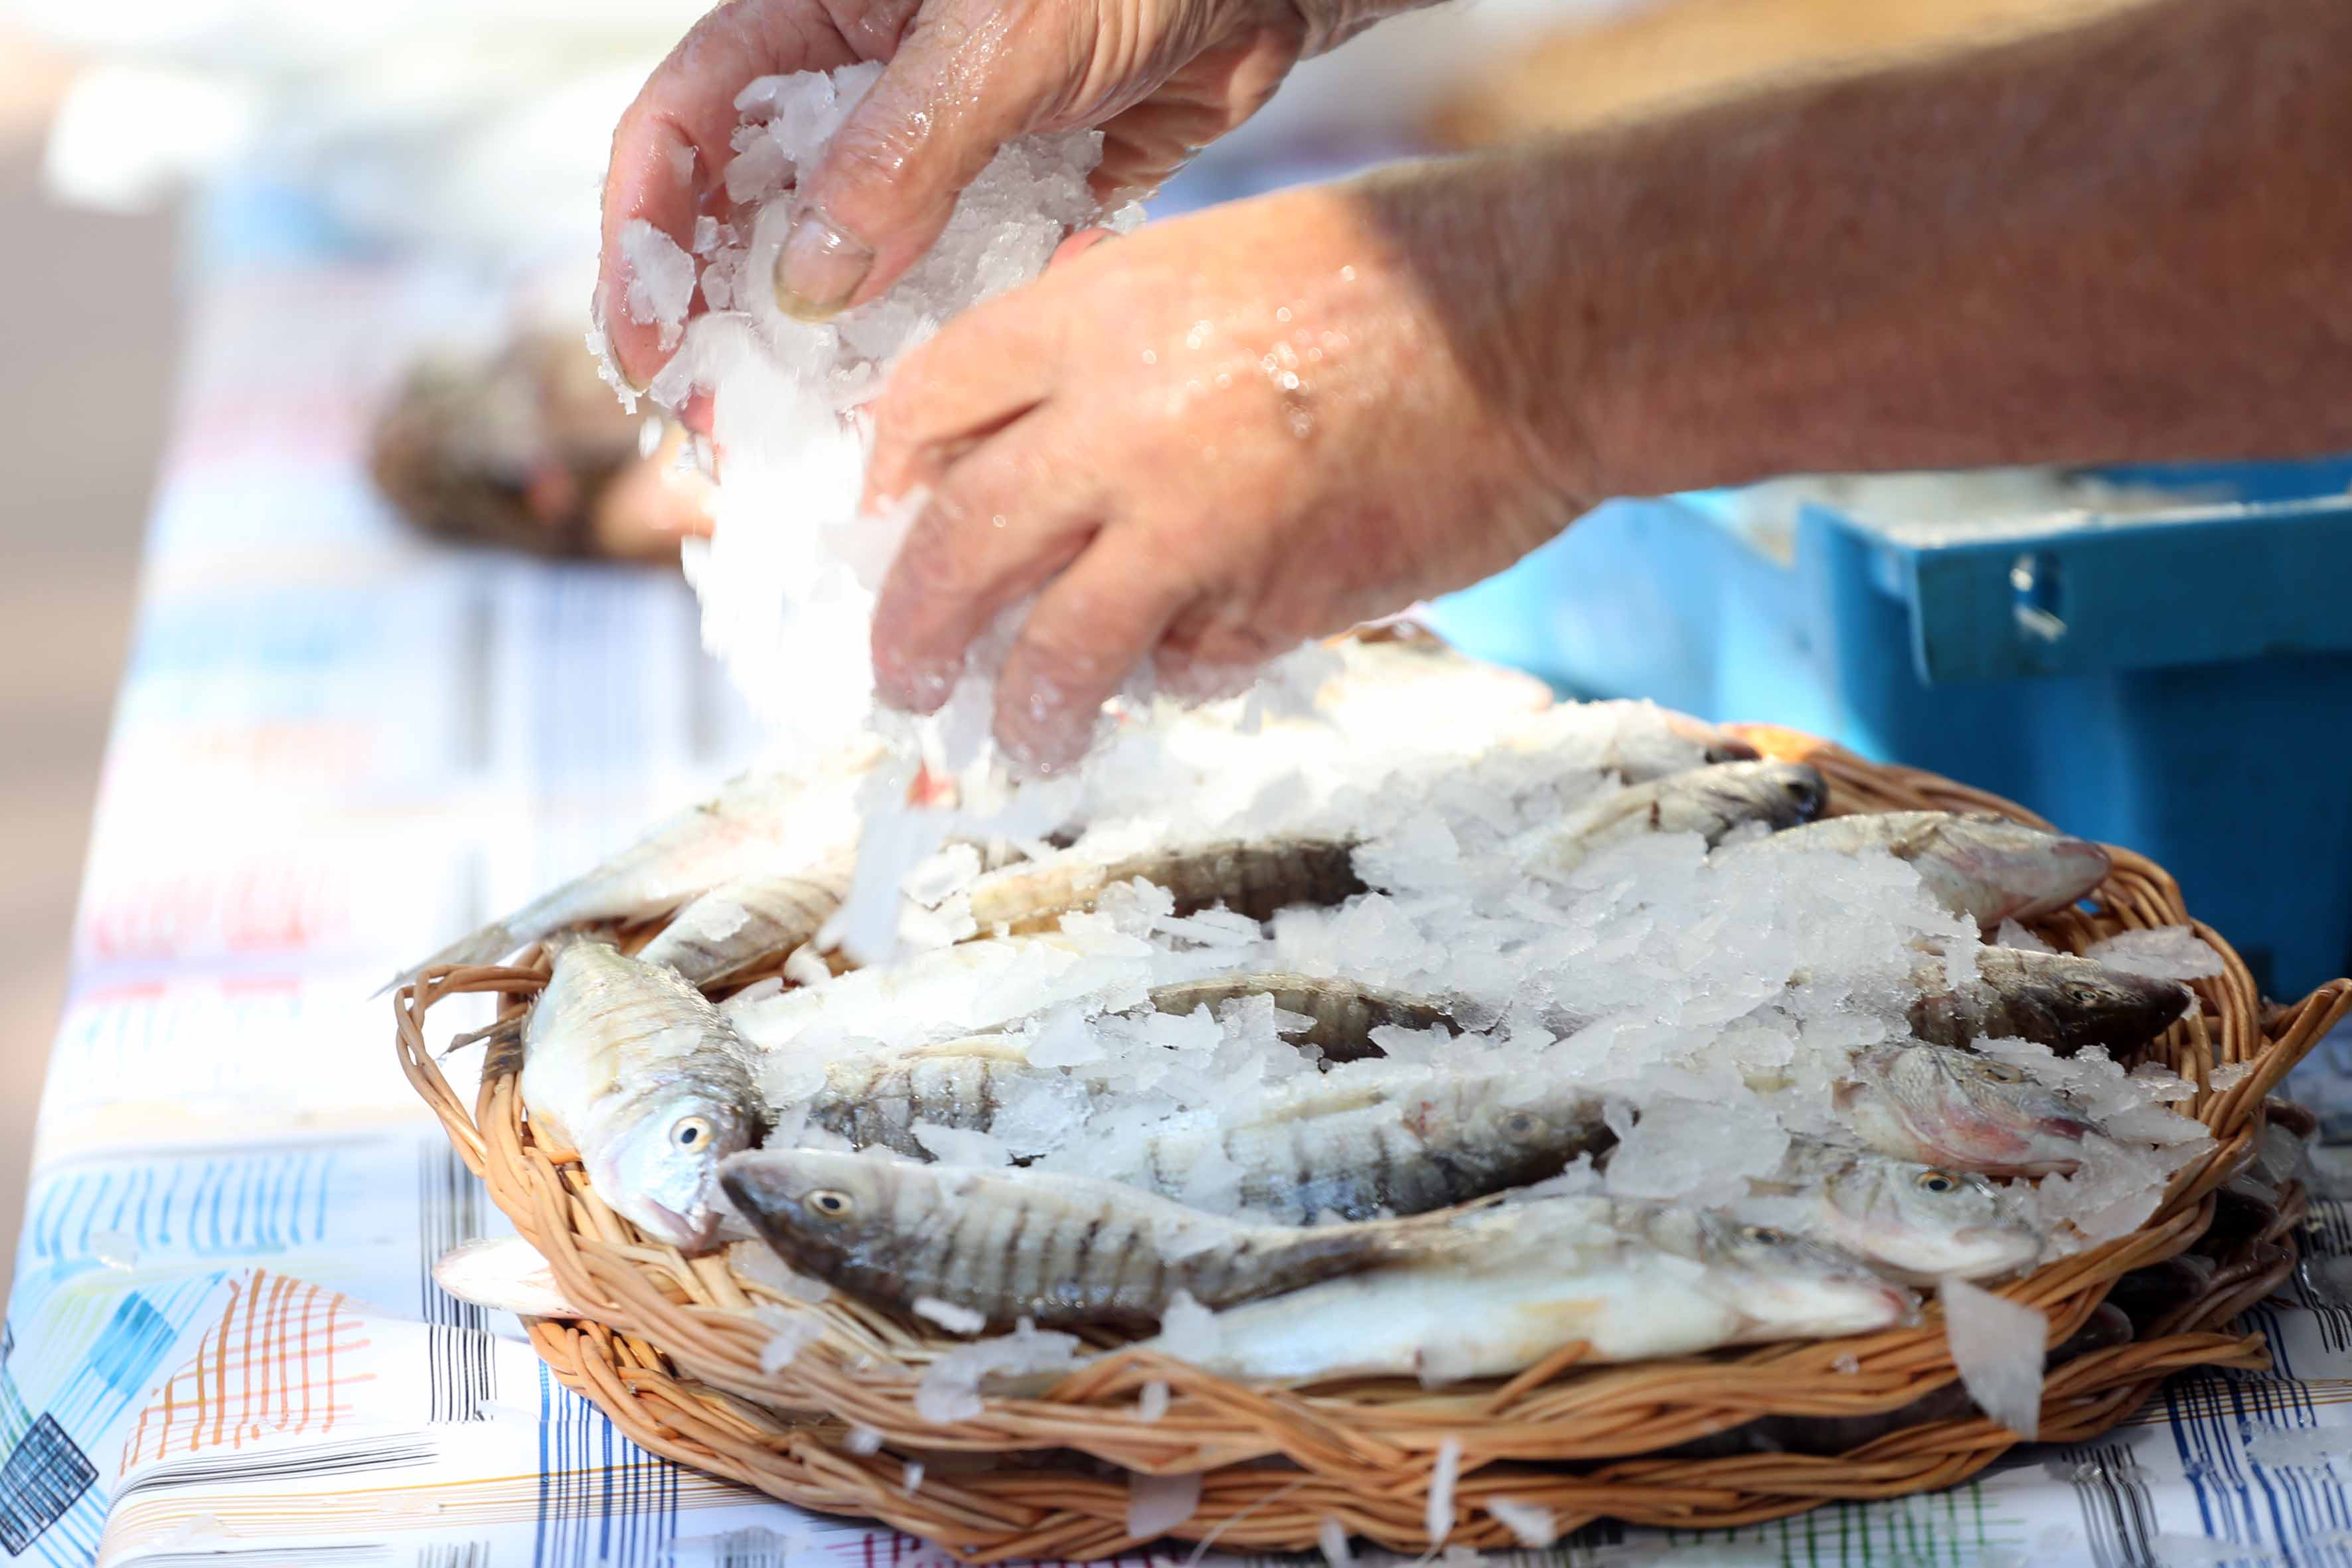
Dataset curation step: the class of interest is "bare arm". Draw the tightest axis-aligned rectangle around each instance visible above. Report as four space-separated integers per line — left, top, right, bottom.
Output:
1431 0 2352 497
866 0 2352 769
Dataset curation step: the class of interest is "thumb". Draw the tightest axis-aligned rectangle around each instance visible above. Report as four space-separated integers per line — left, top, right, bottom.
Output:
775 5 1071 319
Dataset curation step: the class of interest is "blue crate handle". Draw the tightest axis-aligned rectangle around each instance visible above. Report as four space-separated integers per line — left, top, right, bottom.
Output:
1815 494 2352 685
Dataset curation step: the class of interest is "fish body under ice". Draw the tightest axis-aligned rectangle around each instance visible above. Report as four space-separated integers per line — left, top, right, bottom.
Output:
523 939 765 1249
785 994 1594 1221
1144 973 1454 1063
729 930 1217 1061
1718 811 2110 925
1838 1042 2098 1176
719 1150 1414 1328
637 855 858 987
1094 1067 1612 1221
1526 760 1828 874
968 838 1364 935
1132 1196 1912 1382
1908 947 2190 1057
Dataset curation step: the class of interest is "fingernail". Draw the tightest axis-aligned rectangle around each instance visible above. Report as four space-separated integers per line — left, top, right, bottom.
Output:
774 204 874 321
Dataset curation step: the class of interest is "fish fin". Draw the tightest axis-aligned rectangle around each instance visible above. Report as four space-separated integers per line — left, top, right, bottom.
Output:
382 921 526 994
440 1014 525 1059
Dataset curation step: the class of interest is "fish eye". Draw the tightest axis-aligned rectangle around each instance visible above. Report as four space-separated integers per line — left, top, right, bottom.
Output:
1741 1225 1788 1246
670 1116 714 1150
1913 1170 1960 1194
2066 986 2103 1006
807 1188 856 1219
1973 1059 2025 1084
1501 1111 1542 1137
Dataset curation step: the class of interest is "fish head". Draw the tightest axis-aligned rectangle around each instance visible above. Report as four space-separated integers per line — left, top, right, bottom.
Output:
2032 960 2194 1056
1863 1044 2098 1176
1814 1148 2043 1283
593 1079 763 1251
1704 761 1830 831
1689 1212 1917 1336
1927 818 2112 923
718 1148 910 1279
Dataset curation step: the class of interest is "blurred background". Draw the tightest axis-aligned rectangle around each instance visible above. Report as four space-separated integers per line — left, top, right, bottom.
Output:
0 0 2220 1296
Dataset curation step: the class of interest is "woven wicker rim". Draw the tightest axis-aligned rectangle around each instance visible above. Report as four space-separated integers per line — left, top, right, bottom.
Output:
396 730 2352 1560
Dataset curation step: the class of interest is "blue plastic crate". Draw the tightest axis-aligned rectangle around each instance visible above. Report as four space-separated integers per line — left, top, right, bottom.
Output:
1425 458 2352 996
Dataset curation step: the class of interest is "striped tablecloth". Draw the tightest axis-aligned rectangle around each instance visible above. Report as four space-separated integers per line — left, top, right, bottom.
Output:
7 202 2352 1568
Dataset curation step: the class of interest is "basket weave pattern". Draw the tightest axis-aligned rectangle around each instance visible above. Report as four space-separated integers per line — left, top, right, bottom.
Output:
395 734 2352 1560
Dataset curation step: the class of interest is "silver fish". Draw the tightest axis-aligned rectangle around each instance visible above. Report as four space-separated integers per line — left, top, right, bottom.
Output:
1095 1068 1613 1222
522 939 765 1249
636 856 858 988
1908 947 2191 1057
793 1033 1608 1222
1838 1042 2098 1176
1753 1140 2042 1283
1717 811 2110 925
1145 973 1455 1064
1131 1196 1913 1381
1525 760 1828 874
968 838 1364 934
391 745 874 984
718 1150 1414 1328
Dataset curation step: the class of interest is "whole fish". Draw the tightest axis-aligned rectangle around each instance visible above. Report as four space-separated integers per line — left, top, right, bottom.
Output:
968 838 1364 934
718 1150 1417 1328
1146 973 1456 1063
1716 812 2110 925
1837 1042 2098 1176
1907 947 2190 1056
391 744 875 985
1091 1068 1614 1221
1524 760 1828 874
792 1036 1608 1222
522 939 765 1249
1751 1140 2042 1283
636 856 858 988
1129 1196 1913 1382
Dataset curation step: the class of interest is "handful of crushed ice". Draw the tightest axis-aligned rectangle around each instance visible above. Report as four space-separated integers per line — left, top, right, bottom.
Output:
598 63 1128 751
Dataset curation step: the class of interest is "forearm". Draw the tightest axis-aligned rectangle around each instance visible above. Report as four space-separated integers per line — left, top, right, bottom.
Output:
1378 0 2352 500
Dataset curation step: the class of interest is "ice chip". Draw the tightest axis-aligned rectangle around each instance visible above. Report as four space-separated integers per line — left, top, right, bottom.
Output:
619 219 696 353
2085 926 2225 981
1940 1277 2046 1440
1486 1498 1556 1548
1125 1471 1202 1539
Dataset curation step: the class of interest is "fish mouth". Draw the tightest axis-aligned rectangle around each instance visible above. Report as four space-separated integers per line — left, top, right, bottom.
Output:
634 1196 718 1251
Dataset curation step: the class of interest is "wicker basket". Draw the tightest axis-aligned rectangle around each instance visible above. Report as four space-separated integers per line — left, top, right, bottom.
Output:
394 731 2352 1561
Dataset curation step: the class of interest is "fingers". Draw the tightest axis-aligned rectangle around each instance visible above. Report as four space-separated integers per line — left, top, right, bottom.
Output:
868 407 1105 712
777 0 1071 318
597 0 860 388
1089 27 1302 204
994 537 1199 773
860 289 1061 510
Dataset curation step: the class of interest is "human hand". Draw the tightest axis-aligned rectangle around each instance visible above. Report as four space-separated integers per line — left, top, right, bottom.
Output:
861 166 1589 772
597 0 1405 392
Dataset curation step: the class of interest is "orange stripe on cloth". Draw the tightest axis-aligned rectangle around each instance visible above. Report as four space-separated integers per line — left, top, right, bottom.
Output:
119 1269 373 1472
